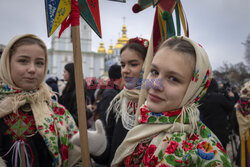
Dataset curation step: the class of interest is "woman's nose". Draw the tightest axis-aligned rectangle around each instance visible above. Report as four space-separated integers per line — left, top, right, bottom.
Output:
146 77 163 91
145 78 163 91
122 65 129 73
27 63 36 73
152 78 163 90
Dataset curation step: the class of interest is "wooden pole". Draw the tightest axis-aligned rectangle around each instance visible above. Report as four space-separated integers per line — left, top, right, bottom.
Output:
71 25 91 167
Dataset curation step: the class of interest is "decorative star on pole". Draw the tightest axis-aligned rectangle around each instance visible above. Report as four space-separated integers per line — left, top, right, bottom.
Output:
45 0 102 38
78 0 102 38
45 0 72 37
132 0 189 53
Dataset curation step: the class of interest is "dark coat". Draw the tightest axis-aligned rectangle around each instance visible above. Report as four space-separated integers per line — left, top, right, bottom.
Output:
96 83 121 122
199 79 237 148
0 111 53 167
45 77 59 93
59 85 93 128
91 84 123 166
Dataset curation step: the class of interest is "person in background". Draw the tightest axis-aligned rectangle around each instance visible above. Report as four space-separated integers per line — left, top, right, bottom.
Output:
0 34 80 166
94 64 122 122
72 37 149 166
235 81 250 167
46 76 59 99
58 78 66 96
112 36 232 166
199 78 238 148
59 63 79 125
59 63 93 128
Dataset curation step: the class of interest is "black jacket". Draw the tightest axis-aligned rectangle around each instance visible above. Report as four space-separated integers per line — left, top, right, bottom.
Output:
96 84 121 122
199 79 238 148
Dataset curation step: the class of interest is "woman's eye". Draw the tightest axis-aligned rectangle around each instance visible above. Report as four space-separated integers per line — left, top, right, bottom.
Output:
169 76 179 83
150 69 158 76
36 61 45 66
131 64 139 67
121 64 125 68
18 59 27 63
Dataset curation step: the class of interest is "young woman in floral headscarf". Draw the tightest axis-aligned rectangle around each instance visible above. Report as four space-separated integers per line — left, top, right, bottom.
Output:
72 37 149 166
112 36 232 166
235 81 250 167
0 34 80 167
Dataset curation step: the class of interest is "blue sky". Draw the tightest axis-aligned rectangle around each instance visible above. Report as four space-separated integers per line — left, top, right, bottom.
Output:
0 0 249 70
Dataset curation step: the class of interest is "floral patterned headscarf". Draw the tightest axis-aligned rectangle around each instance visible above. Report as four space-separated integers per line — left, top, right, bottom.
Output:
0 34 48 89
112 36 213 166
0 34 52 120
236 81 250 135
0 34 80 166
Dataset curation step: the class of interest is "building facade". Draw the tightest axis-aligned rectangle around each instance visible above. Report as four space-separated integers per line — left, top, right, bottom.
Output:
48 18 105 79
103 24 129 73
47 20 130 80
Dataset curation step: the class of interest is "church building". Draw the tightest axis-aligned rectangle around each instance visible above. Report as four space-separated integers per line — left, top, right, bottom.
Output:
48 18 129 80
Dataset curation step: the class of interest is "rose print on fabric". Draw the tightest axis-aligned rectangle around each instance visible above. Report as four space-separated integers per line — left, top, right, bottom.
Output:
165 141 179 154
182 140 193 152
192 69 199 82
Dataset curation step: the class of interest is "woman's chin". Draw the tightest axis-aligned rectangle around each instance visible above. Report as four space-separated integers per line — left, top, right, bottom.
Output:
125 82 136 89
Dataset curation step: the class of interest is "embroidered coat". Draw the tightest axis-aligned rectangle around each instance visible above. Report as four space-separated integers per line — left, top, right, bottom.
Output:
122 105 232 167
0 100 80 167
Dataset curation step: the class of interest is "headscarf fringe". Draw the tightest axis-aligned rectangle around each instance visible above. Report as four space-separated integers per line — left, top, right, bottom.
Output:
106 88 140 123
0 83 53 123
173 103 200 136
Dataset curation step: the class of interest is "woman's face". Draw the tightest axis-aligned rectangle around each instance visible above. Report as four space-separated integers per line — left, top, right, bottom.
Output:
10 44 46 90
120 48 144 89
63 69 70 82
146 47 195 113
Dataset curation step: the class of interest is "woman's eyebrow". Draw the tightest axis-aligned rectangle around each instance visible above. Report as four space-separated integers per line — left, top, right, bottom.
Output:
151 64 158 69
128 60 139 63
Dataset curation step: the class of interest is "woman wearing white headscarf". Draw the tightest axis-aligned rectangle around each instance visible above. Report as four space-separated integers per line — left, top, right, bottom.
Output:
0 34 80 167
112 36 232 166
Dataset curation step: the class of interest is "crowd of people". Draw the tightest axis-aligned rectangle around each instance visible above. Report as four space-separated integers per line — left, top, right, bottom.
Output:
0 34 249 167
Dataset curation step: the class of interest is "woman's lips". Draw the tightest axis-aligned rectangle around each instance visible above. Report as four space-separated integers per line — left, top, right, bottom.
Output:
148 93 164 102
24 78 35 82
125 77 136 82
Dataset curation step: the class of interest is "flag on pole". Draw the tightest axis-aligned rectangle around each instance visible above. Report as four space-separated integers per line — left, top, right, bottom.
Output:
79 0 102 38
45 0 71 37
45 0 102 38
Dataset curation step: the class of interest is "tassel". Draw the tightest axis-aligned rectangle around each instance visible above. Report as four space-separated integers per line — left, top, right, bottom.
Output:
178 2 189 37
3 140 34 167
162 11 176 38
173 103 200 136
175 5 181 36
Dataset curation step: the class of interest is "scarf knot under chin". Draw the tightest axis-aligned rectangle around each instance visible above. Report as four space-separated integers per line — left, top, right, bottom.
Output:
0 82 52 122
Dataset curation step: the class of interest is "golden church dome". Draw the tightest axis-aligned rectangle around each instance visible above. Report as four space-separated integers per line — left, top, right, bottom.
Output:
107 44 114 54
98 42 106 53
115 25 129 49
